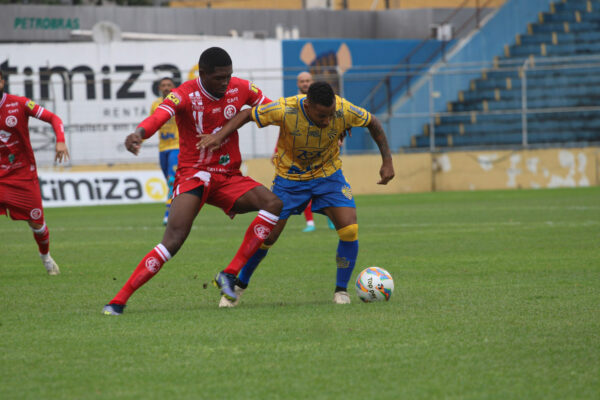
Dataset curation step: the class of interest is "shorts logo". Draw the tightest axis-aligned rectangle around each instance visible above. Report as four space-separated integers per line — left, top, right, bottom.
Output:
145 257 161 273
224 104 237 120
5 116 17 127
253 224 271 240
342 185 353 200
30 208 42 220
0 130 11 143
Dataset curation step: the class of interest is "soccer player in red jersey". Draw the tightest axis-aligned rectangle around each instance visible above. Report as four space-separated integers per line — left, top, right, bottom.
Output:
102 47 282 315
0 70 70 275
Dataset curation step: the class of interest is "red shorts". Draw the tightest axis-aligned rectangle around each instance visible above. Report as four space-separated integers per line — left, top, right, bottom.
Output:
0 179 45 223
173 167 262 217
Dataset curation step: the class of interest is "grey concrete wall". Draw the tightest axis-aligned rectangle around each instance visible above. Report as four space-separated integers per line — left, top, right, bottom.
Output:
0 4 495 42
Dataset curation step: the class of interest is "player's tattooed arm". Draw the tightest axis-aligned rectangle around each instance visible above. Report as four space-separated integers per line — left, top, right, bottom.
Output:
125 127 145 155
367 116 395 185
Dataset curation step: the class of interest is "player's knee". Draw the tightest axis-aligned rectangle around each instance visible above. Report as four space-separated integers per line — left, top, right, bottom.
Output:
337 224 358 242
264 194 283 215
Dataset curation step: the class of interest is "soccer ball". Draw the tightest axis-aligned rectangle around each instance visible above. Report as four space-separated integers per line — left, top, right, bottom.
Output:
355 267 394 302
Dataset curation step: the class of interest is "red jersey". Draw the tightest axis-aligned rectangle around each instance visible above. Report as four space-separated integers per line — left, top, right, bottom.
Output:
138 77 270 174
0 93 65 180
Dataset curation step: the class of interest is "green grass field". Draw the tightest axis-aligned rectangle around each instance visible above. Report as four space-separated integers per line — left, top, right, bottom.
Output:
1 187 599 399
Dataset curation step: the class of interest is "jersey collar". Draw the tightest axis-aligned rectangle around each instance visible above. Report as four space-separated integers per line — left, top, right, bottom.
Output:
0 93 6 109
299 97 314 126
196 77 220 102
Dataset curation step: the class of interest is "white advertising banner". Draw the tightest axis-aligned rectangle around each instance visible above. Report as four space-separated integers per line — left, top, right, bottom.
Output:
38 170 168 207
1 39 282 167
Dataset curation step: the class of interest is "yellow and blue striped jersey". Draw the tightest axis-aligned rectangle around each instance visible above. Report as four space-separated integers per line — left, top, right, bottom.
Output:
150 97 179 152
252 95 371 181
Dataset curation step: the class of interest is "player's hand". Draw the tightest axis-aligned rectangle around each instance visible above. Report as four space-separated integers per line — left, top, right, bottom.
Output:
339 128 352 146
125 132 143 155
196 133 223 152
378 159 395 185
54 142 70 163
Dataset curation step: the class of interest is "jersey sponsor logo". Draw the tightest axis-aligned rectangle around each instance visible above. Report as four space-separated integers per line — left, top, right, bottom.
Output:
296 148 323 162
212 107 222 113
342 185 353 200
6 102 18 107
349 105 365 117
166 92 181 106
227 97 238 104
285 107 298 115
249 83 259 94
145 257 161 273
0 130 12 143
253 224 271 240
189 91 203 111
308 129 320 138
8 109 19 114
30 208 42 220
226 87 239 95
5 115 18 127
290 129 302 137
26 100 36 111
218 154 230 166
224 104 237 120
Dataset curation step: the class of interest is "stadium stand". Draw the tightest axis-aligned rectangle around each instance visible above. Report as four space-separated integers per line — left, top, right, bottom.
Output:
412 0 600 147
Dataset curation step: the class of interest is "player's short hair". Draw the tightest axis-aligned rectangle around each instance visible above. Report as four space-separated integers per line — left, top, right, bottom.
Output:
198 47 232 73
0 70 3 79
307 82 335 107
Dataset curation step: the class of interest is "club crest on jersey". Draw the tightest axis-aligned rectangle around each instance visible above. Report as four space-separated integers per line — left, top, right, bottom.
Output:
30 208 42 220
26 100 36 111
341 185 353 200
5 115 17 127
0 130 11 143
226 87 239 95
335 109 344 118
224 104 237 120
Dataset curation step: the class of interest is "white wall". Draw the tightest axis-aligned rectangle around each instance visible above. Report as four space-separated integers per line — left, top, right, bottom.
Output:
1 39 282 166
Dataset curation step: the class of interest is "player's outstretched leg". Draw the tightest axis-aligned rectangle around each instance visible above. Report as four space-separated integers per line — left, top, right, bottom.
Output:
103 243 172 315
215 210 279 301
30 222 59 275
333 224 359 304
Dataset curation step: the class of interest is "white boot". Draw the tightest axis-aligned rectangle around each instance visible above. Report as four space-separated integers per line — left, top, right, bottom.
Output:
219 285 245 308
333 291 351 304
41 253 60 275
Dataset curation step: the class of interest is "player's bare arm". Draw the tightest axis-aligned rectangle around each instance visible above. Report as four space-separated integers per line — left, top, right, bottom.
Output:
54 141 70 163
125 127 145 155
366 116 395 185
196 108 253 152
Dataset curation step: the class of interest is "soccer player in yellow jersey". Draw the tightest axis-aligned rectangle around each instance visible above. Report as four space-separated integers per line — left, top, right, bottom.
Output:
198 82 394 305
150 77 180 225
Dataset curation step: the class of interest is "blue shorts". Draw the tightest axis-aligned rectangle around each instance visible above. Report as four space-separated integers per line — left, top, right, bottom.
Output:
159 149 179 180
272 169 355 220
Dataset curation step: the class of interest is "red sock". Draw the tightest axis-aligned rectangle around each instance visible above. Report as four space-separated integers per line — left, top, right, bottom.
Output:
224 210 278 275
111 244 171 305
303 201 314 223
32 223 50 255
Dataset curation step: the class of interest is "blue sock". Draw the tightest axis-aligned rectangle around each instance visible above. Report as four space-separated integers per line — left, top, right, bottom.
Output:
336 239 358 289
238 248 269 286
